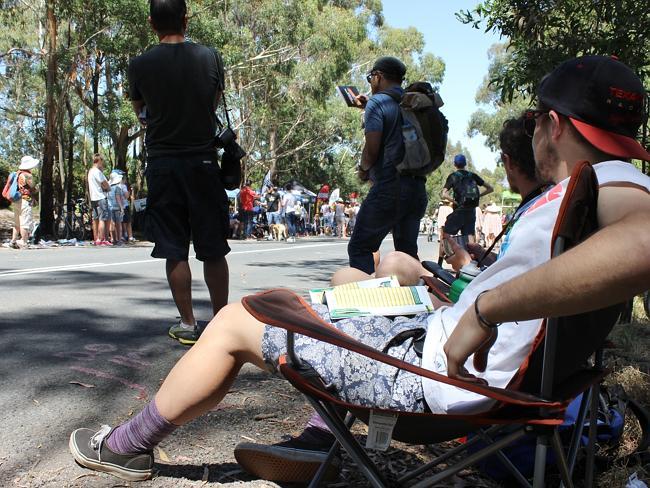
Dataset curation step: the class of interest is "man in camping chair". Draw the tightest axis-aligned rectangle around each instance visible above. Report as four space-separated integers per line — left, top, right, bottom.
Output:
69 56 650 484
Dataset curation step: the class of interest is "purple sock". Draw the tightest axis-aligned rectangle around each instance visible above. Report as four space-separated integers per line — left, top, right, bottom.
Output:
106 400 178 455
306 412 331 433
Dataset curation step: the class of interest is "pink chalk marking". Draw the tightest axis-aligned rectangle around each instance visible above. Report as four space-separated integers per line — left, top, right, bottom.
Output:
70 365 148 399
53 351 95 361
84 344 118 353
108 355 152 370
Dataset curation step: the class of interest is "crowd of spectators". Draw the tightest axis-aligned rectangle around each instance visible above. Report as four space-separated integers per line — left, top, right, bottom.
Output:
228 183 360 241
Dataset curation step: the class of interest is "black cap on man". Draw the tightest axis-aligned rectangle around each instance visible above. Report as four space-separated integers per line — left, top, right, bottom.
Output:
371 56 407 82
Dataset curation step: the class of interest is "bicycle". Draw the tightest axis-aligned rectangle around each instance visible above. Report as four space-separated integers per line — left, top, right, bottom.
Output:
53 199 92 241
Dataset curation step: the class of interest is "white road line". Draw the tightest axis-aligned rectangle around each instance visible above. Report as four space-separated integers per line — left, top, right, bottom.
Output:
0 241 352 277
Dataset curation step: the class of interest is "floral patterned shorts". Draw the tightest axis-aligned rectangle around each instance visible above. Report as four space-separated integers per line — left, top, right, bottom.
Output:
262 304 430 413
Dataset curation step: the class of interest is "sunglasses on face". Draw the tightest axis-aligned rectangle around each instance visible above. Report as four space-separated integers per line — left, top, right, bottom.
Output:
523 109 550 137
366 71 380 83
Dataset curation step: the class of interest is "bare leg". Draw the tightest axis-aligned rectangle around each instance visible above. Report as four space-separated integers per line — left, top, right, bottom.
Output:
92 218 98 241
330 267 372 286
155 302 266 424
12 204 20 242
166 260 196 326
203 256 229 317
376 251 431 285
98 220 106 241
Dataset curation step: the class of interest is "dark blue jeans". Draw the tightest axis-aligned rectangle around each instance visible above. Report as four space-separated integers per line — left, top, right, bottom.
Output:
286 212 297 237
242 210 254 237
348 177 428 274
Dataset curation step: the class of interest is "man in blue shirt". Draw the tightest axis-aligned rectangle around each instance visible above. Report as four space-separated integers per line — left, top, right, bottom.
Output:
348 56 428 274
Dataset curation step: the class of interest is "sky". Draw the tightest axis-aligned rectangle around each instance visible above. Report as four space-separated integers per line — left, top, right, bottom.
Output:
381 0 504 170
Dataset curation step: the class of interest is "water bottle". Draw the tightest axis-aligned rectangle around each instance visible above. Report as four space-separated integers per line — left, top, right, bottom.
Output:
447 261 481 303
402 124 418 142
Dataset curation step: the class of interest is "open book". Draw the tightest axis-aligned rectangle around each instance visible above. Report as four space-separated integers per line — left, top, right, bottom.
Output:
310 276 434 320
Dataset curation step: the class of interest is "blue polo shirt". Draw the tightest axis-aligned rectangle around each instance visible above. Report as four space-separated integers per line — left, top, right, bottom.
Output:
364 86 404 185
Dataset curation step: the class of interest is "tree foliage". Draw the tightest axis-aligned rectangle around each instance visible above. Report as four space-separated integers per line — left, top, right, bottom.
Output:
0 0 452 228
459 0 650 175
458 0 650 102
467 43 530 152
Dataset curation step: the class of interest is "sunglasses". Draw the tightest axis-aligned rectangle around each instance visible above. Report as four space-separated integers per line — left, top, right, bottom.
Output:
366 71 380 83
522 109 550 137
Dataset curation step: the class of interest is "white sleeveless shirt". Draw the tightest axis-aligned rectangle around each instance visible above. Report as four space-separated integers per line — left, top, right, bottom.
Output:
421 161 650 414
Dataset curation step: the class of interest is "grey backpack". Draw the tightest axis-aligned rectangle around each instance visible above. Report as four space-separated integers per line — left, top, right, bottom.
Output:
383 82 448 176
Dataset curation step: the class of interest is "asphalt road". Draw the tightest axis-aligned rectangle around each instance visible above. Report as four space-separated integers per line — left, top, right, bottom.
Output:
0 235 438 486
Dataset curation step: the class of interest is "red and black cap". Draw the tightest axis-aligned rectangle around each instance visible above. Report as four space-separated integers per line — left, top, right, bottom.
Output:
538 55 650 161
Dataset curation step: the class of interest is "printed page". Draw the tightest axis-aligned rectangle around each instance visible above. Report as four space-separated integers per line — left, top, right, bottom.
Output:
325 285 434 319
309 275 400 305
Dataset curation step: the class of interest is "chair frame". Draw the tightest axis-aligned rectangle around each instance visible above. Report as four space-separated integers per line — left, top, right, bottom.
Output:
242 161 618 487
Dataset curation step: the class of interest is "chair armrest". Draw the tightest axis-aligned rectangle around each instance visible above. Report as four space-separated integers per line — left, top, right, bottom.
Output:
421 261 456 286
242 289 564 409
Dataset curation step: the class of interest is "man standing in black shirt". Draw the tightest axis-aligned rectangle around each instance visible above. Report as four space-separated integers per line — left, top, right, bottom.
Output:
265 186 282 226
440 154 493 259
128 0 230 345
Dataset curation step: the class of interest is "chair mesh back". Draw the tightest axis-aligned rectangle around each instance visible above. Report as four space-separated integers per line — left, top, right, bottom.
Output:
510 161 622 395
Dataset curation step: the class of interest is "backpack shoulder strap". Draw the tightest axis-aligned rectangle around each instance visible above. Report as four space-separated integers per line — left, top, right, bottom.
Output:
378 90 402 104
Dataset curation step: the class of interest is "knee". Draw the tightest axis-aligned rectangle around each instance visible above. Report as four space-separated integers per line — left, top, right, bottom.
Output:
376 251 423 285
202 302 241 339
201 302 264 361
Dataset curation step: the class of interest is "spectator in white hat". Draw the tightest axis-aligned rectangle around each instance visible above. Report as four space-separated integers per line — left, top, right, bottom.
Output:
11 155 40 248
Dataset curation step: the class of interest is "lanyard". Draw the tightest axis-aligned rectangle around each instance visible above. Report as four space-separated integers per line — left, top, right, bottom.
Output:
477 184 549 266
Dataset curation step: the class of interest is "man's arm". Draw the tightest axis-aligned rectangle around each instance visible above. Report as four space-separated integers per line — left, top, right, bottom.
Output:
98 173 109 192
480 182 493 197
444 185 650 381
441 173 455 203
131 100 145 122
360 131 382 171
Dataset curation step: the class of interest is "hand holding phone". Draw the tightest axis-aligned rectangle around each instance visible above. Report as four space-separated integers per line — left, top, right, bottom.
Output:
354 94 368 109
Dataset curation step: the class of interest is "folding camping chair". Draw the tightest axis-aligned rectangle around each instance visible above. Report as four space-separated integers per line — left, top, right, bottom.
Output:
241 160 623 488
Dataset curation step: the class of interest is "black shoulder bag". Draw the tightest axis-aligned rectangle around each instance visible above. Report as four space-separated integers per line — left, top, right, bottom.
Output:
215 93 246 190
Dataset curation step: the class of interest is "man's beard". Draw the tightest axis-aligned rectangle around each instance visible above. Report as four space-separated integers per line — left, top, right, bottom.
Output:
534 138 560 184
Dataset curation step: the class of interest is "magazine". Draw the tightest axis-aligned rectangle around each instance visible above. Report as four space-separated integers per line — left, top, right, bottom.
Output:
309 276 399 305
324 285 435 319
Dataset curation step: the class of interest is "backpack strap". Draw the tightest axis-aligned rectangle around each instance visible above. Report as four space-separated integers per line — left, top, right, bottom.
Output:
378 90 402 104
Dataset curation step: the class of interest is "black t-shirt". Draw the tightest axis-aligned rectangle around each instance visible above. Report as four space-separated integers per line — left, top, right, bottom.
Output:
128 42 225 158
266 191 281 212
443 170 485 208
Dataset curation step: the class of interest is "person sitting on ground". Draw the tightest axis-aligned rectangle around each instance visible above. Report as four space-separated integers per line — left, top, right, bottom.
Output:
69 56 650 485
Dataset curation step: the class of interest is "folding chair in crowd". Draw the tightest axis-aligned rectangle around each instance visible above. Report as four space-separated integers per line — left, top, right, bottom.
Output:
242 161 623 487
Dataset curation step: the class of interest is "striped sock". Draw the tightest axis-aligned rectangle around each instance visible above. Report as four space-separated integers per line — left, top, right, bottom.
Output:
106 400 178 455
306 412 331 433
